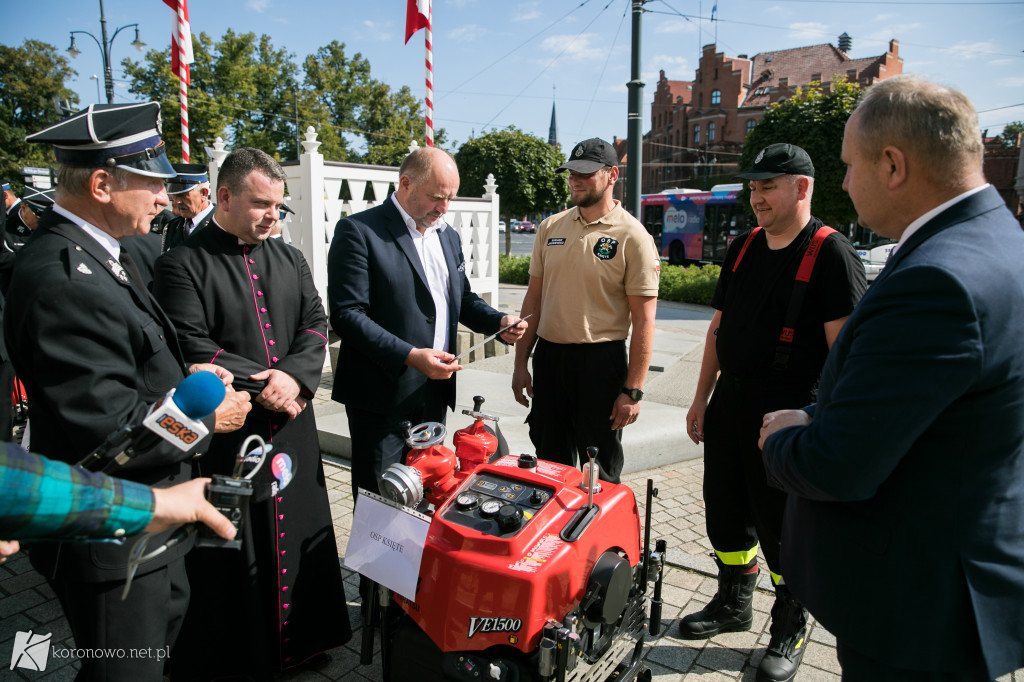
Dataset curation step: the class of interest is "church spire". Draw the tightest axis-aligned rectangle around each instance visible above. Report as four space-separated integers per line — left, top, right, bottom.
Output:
548 85 559 147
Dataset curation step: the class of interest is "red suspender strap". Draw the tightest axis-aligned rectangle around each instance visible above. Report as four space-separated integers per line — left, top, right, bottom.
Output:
774 225 837 369
731 227 762 272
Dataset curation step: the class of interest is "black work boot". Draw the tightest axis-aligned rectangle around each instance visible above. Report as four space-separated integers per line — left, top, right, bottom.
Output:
677 556 758 639
757 584 808 682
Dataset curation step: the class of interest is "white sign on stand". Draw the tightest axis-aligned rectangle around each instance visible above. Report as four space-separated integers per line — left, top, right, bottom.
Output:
342 489 431 601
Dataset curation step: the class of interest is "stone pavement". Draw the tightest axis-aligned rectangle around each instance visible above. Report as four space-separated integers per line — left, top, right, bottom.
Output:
6 454 1021 681
2 283 1022 680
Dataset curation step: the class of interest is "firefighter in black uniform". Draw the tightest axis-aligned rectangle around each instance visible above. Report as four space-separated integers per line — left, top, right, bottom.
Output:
677 144 866 682
161 163 214 252
8 102 251 681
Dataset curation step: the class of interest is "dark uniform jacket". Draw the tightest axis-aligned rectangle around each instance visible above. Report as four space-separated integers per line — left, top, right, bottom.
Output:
154 220 350 676
4 209 212 581
763 187 1024 679
160 203 214 253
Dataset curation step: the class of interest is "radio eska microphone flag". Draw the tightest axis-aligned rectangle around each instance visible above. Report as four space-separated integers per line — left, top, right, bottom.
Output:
141 370 224 451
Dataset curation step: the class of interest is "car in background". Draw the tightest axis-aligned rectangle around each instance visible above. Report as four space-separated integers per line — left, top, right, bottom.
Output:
498 220 506 232
515 220 535 233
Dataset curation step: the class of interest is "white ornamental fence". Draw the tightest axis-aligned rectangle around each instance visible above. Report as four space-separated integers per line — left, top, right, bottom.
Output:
206 128 503 311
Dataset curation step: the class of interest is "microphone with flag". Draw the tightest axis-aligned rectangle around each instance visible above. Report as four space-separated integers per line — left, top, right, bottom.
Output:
77 371 225 473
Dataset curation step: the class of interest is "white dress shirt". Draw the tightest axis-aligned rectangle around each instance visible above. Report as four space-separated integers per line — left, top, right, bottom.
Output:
391 194 452 352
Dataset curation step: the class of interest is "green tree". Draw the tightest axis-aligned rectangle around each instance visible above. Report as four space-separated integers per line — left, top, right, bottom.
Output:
0 40 79 188
455 127 569 253
738 78 862 227
122 32 230 164
999 121 1024 148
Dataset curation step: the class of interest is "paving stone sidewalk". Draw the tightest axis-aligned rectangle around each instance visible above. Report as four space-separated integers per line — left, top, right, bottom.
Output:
2 380 1021 681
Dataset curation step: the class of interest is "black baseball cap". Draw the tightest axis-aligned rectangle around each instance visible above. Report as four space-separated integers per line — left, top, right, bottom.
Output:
557 138 619 173
736 143 815 180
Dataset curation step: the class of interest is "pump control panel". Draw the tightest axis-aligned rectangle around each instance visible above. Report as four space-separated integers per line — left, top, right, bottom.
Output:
439 472 553 537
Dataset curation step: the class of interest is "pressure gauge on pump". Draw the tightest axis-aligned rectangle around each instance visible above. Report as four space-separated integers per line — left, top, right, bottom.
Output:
455 493 479 511
480 499 503 517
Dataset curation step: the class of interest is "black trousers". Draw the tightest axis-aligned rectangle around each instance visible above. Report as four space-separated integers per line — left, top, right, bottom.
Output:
345 379 451 498
702 373 814 576
51 559 189 682
837 640 990 682
527 338 627 484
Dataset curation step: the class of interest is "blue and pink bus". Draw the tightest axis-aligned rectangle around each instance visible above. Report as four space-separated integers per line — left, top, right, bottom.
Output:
640 184 753 266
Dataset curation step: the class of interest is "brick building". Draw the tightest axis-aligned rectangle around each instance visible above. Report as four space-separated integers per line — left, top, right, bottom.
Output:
642 36 903 194
983 131 1023 225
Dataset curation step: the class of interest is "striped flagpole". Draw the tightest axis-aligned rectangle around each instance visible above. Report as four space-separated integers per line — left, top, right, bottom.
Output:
176 2 190 162
424 9 434 147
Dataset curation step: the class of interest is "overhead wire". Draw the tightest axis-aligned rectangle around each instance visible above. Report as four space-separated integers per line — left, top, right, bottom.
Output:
575 1 630 142
478 0 619 134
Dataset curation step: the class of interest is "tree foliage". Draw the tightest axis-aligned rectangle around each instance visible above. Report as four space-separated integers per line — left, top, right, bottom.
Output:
738 79 862 227
123 33 437 166
455 127 569 220
999 121 1024 148
0 40 79 189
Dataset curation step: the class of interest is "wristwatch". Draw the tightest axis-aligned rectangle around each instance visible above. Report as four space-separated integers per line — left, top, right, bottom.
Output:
621 387 643 402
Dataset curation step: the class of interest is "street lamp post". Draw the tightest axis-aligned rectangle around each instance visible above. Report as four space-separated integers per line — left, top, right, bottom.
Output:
89 75 101 103
67 0 146 105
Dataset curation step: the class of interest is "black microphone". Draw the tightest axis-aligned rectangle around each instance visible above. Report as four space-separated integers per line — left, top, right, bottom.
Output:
77 371 226 473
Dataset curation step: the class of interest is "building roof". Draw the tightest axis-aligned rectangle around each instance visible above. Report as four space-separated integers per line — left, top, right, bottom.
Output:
741 42 890 108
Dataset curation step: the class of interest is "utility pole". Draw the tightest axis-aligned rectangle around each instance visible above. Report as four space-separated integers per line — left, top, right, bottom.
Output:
625 0 646 219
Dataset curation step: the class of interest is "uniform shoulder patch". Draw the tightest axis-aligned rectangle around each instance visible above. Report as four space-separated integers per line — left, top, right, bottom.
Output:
593 237 619 261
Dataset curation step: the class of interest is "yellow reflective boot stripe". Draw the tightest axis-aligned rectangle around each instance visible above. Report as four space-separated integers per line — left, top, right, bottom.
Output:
714 546 759 567
770 571 783 586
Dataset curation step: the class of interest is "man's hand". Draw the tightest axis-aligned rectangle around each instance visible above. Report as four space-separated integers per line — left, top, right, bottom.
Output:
499 315 528 344
406 347 461 380
146 478 237 540
759 409 812 449
685 401 708 445
0 540 20 564
188 362 235 387
282 395 308 420
250 369 302 413
609 393 641 430
511 366 533 407
213 390 252 433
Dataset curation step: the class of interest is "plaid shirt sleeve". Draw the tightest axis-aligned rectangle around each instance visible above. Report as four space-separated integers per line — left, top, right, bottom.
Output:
0 442 155 541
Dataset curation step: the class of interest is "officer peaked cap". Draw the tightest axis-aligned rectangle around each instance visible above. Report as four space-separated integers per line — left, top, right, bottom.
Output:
25 102 175 179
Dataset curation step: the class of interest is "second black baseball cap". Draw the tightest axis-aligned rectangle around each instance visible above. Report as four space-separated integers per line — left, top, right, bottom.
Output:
736 143 815 179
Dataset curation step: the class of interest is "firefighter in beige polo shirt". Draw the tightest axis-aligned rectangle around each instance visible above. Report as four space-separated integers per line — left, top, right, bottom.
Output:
512 137 660 484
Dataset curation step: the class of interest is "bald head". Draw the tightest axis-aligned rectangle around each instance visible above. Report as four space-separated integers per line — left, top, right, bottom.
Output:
851 74 984 190
395 147 461 232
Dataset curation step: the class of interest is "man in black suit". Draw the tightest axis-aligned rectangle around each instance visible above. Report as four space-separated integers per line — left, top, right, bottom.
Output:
760 75 1024 680
7 102 251 681
327 146 526 499
160 163 214 252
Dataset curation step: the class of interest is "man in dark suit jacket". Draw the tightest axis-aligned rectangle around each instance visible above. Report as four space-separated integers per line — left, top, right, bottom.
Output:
760 75 1024 680
328 146 526 499
160 163 215 252
7 102 251 681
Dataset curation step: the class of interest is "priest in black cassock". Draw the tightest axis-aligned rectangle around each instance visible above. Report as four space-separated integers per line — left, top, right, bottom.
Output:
154 148 350 679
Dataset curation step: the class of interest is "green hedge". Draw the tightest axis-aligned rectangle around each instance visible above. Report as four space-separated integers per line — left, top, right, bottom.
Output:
658 263 721 305
498 254 532 285
499 254 720 306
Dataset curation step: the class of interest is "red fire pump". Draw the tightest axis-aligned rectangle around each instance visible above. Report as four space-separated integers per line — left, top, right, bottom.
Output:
363 396 667 682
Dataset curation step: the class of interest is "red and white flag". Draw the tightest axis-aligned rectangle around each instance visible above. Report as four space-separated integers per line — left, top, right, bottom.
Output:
405 0 430 44
162 0 194 84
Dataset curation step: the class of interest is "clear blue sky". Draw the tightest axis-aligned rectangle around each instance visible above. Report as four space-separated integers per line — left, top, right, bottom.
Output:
4 0 1023 153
